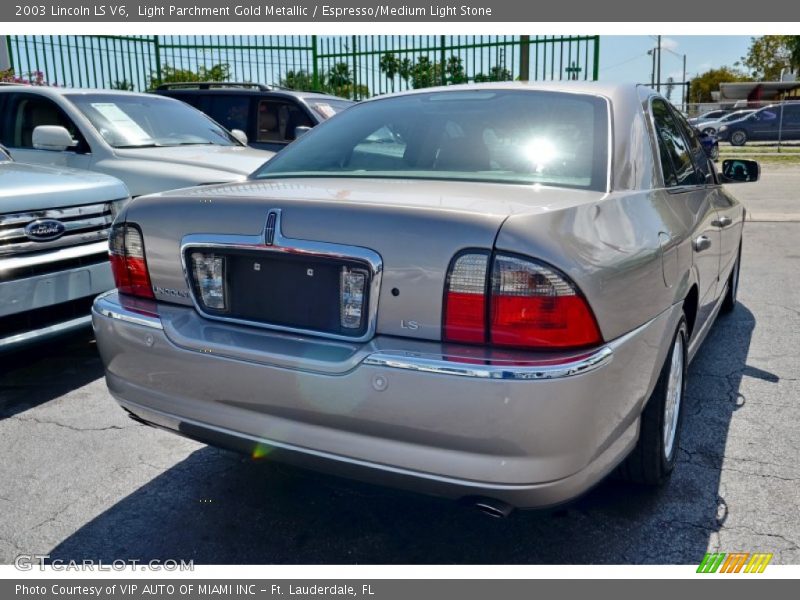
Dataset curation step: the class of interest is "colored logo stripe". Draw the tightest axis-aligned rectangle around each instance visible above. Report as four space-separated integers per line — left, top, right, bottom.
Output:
697 552 773 573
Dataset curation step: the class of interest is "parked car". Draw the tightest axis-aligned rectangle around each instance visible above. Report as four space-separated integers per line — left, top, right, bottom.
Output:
695 127 720 161
0 144 129 349
0 86 274 197
93 83 757 513
152 82 354 152
698 109 755 135
687 109 730 127
717 103 800 146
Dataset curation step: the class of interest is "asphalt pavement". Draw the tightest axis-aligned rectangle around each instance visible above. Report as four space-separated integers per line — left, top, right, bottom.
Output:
1 168 798 565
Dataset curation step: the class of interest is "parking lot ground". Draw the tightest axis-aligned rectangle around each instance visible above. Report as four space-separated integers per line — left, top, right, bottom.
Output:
1 223 799 565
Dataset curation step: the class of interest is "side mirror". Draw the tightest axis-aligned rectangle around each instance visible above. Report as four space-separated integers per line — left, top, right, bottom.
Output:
720 159 760 183
32 125 78 151
294 125 312 139
230 129 248 145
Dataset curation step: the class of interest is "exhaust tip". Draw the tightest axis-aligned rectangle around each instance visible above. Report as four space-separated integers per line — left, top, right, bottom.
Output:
467 497 514 518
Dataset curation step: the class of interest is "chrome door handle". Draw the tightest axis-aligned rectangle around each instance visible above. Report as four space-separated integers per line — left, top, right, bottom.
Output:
694 235 712 252
712 216 732 228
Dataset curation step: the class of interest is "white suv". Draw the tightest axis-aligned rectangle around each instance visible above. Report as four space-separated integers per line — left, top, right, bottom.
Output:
0 86 275 197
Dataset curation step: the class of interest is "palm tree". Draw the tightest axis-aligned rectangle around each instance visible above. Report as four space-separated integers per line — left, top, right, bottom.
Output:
379 53 399 92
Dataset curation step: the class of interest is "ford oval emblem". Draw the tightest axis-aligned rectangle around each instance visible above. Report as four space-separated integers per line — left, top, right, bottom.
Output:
24 219 66 242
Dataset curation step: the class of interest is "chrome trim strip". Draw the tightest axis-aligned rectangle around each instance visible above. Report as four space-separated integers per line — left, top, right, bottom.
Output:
0 241 109 273
93 291 163 330
0 201 112 227
362 347 613 380
179 208 383 343
0 315 92 349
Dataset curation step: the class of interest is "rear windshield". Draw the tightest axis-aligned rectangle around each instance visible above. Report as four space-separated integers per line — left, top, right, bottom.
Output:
253 89 609 191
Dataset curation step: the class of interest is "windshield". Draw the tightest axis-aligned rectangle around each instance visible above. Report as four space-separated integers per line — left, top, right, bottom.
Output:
306 98 354 120
253 90 609 191
67 93 240 148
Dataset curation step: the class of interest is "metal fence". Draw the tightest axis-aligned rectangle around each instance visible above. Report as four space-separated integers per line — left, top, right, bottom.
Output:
2 35 600 99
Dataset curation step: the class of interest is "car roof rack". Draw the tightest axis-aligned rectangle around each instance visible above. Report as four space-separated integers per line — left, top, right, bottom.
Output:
155 82 272 91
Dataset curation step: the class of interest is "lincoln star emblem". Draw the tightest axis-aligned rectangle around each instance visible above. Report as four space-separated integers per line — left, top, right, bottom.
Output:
24 219 66 242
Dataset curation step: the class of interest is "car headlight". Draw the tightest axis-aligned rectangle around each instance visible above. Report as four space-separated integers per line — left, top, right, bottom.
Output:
719 125 728 132
109 197 131 222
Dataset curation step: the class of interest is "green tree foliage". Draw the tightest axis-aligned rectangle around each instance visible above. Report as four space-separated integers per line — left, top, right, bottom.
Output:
688 67 752 103
474 65 512 83
150 63 232 89
379 53 399 91
111 79 135 91
279 69 317 92
740 35 800 80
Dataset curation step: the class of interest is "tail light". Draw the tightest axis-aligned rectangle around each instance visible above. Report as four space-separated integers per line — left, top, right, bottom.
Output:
443 251 602 350
109 223 154 299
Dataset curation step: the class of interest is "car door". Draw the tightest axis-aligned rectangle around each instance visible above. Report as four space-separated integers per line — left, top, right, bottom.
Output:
749 108 781 141
1 92 92 170
779 104 800 141
673 106 743 288
652 98 721 327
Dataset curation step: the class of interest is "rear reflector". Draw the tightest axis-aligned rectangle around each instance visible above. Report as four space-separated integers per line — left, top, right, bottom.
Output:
443 253 488 343
109 224 154 299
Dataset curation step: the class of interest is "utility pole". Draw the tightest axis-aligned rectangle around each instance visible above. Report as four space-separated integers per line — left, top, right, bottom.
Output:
682 54 687 111
648 49 655 87
656 35 662 93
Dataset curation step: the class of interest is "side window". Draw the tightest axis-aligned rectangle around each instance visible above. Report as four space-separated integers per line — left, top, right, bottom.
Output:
257 100 313 144
671 107 712 183
3 94 86 151
651 99 698 187
207 95 250 133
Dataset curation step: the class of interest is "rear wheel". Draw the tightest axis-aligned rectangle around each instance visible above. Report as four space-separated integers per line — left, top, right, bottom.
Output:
619 318 688 485
730 129 748 146
702 127 716 135
710 143 720 161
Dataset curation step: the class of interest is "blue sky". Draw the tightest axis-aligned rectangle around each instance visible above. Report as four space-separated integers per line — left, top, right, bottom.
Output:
599 36 754 84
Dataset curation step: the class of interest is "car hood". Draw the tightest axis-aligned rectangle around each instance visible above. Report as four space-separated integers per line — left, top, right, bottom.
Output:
0 161 129 212
113 145 274 176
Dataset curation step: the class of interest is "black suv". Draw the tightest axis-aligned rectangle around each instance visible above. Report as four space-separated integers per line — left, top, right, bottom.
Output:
153 82 354 152
717 102 800 146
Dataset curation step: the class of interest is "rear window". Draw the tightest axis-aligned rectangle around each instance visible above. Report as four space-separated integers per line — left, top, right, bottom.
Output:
253 89 609 191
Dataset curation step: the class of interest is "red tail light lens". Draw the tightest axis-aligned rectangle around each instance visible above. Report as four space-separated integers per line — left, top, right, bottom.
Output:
490 254 602 349
443 251 602 350
109 223 154 299
443 253 488 343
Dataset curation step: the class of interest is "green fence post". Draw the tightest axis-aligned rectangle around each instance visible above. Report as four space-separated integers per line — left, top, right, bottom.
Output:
440 35 446 86
311 35 320 91
592 35 600 80
519 35 530 81
152 35 162 87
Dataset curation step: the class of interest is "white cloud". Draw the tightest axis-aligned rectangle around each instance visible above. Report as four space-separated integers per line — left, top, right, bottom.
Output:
661 37 679 51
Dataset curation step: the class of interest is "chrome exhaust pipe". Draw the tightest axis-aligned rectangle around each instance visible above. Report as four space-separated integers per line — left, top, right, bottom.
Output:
471 497 514 518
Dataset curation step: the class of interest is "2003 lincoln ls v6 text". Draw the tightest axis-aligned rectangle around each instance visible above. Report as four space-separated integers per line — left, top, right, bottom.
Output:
92 82 758 514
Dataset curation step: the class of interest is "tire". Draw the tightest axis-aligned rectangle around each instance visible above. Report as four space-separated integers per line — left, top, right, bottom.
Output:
721 244 742 314
619 317 688 486
730 129 748 146
710 144 720 161
702 127 716 135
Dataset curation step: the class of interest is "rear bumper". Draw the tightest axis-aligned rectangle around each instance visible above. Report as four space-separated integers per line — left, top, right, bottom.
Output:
93 291 681 508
